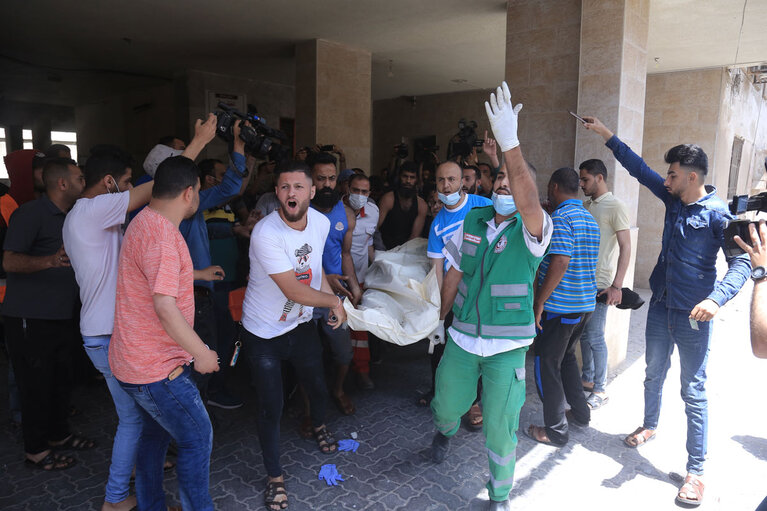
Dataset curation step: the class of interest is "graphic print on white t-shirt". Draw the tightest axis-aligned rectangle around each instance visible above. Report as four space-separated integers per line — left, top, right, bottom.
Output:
279 242 315 321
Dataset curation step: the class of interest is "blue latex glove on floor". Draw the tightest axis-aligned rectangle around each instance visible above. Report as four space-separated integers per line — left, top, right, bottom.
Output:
337 439 360 452
318 464 344 486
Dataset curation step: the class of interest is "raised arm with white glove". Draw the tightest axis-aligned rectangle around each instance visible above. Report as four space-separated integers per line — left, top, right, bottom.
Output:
484 81 523 152
484 81 544 240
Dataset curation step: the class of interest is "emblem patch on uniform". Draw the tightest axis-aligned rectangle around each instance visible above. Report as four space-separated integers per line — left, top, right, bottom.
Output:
335 221 344 231
463 233 481 244
494 235 507 253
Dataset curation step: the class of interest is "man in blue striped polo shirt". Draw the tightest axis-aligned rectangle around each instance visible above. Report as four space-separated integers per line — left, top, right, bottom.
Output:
528 167 600 447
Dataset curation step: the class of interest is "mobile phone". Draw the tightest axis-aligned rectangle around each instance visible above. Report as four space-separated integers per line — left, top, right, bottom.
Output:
568 111 587 124
320 144 334 152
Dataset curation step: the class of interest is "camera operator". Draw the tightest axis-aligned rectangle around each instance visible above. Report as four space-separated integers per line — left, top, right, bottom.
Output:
179 120 249 408
733 220 767 358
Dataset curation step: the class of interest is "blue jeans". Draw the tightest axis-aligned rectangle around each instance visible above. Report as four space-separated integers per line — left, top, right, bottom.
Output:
580 302 608 393
118 366 214 511
643 301 710 475
82 335 142 504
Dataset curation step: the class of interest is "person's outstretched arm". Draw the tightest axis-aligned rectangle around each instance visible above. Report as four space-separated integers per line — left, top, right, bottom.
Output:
582 116 670 203
484 81 544 239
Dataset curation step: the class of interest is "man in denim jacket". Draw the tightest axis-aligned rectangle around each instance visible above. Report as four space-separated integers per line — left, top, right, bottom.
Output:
584 116 750 507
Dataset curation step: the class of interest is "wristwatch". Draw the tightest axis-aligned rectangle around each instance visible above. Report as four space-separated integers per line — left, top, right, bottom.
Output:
752 265 767 282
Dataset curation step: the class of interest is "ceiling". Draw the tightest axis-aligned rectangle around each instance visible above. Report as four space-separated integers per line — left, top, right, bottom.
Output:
0 0 765 107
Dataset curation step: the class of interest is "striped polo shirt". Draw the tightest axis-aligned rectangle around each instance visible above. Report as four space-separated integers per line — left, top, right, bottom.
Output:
537 198 600 314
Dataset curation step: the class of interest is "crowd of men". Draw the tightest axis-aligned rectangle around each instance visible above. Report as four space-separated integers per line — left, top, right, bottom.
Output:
1 80 763 511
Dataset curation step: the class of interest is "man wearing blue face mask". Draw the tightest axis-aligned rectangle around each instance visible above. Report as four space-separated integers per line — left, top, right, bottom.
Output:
430 82 553 511
422 161 491 419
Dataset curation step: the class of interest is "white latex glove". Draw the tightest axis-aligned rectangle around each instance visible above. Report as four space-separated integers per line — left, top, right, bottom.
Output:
427 319 446 354
484 81 523 152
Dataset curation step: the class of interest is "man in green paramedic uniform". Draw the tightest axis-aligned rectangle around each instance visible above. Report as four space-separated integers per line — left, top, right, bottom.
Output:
430 82 552 511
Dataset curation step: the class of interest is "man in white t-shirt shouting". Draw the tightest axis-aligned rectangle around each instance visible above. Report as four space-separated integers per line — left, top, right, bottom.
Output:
241 160 347 511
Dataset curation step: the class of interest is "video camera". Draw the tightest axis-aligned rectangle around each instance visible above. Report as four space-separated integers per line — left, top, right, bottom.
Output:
447 119 484 160
214 102 289 161
724 191 767 257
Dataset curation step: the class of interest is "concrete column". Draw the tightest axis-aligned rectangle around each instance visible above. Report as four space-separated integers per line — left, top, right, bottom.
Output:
506 0 649 372
574 0 649 371
295 39 372 172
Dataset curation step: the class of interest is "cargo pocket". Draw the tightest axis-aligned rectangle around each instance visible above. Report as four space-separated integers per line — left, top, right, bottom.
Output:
490 283 531 325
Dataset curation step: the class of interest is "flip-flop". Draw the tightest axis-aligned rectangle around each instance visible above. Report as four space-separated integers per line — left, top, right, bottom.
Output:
25 452 76 471
623 426 656 448
586 393 609 409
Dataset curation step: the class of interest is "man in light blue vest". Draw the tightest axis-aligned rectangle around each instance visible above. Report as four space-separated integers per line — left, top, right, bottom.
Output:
430 82 553 511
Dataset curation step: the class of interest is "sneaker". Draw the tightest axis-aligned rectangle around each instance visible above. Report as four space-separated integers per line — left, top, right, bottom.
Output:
207 390 243 409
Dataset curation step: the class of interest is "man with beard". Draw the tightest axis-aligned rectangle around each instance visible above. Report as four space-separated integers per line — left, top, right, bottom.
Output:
583 116 750 507
109 156 220 510
308 151 360 416
378 161 428 250
578 158 632 410
430 82 552 511
242 160 346 511
462 165 480 195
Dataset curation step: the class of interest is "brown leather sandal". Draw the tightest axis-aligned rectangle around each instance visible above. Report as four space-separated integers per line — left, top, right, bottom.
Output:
623 426 656 448
676 474 704 506
313 425 338 454
465 403 483 432
265 480 288 510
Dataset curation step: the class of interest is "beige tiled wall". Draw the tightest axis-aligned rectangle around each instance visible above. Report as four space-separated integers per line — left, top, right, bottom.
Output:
636 69 722 286
296 39 372 172
506 0 582 192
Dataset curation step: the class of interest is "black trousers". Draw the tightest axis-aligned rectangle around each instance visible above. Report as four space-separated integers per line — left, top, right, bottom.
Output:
244 321 329 477
192 292 220 400
533 311 592 445
4 316 74 454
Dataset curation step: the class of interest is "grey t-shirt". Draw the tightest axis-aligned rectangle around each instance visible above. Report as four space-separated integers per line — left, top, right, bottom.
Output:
3 195 79 320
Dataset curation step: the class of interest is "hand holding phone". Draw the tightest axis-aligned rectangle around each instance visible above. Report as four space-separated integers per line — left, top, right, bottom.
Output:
568 111 586 124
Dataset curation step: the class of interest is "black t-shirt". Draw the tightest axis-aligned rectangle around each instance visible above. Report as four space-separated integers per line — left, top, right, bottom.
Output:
380 193 418 250
3 195 78 319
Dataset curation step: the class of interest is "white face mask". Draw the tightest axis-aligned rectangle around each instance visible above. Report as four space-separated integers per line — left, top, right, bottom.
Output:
348 193 368 210
438 190 461 206
109 176 120 194
491 192 516 215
